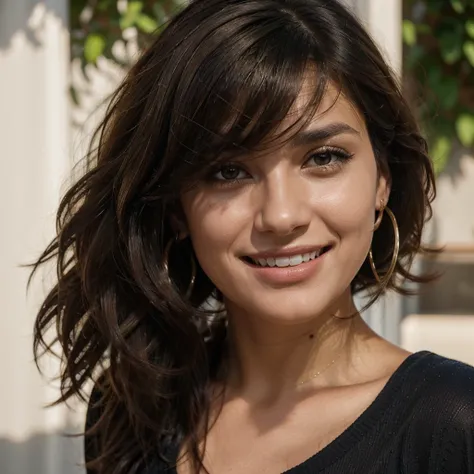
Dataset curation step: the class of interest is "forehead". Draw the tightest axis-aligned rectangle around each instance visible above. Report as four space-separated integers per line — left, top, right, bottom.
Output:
213 77 369 166
281 74 367 138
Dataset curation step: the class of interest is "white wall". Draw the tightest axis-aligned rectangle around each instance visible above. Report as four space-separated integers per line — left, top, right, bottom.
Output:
347 0 402 74
433 151 474 244
0 0 84 473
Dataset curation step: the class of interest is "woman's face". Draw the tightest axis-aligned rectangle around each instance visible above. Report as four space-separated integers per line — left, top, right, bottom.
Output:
181 81 389 324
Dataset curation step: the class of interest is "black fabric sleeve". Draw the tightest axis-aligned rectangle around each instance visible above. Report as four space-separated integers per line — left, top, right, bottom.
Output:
416 357 474 474
434 383 474 473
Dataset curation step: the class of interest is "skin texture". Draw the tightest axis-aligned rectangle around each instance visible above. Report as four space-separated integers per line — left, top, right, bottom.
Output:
178 79 411 473
183 84 383 326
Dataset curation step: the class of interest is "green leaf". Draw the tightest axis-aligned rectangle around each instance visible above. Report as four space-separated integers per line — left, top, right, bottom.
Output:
128 1 143 15
406 44 424 68
84 34 106 63
427 66 442 86
120 1 143 29
97 0 115 12
153 4 167 22
439 80 459 110
417 24 432 35
450 0 465 13
431 135 452 174
403 20 417 46
439 31 463 64
466 20 474 39
426 0 445 12
428 73 459 110
135 14 158 34
463 40 474 66
456 114 474 147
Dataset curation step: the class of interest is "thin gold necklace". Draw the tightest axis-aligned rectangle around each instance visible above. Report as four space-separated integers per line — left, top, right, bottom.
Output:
297 353 342 386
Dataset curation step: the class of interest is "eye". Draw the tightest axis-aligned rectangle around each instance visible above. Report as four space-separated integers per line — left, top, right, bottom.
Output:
212 164 250 181
304 146 354 170
309 151 336 166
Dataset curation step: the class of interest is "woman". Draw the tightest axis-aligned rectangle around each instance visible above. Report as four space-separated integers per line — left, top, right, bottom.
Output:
32 0 474 473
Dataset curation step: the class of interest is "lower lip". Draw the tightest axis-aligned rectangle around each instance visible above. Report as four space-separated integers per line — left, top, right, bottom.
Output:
243 250 331 285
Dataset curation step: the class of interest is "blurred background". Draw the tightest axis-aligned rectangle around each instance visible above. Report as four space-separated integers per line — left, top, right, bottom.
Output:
0 0 473 473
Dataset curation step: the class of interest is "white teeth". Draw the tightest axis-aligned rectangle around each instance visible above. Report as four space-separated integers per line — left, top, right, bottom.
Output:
290 254 303 266
275 257 290 267
250 250 326 268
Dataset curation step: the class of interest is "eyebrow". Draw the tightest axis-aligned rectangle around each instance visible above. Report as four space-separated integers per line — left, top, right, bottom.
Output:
291 122 361 147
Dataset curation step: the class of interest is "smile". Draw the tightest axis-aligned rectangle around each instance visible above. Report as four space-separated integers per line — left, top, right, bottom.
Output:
247 248 330 268
241 245 332 285
244 245 332 267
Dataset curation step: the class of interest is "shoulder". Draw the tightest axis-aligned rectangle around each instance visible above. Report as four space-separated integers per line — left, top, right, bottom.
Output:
401 352 474 472
411 352 474 410
402 351 474 432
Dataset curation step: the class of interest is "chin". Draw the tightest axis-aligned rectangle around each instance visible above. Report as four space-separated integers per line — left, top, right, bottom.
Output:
245 293 337 326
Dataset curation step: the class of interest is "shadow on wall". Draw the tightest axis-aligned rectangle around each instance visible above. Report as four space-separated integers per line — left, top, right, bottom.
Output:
417 217 474 315
438 143 473 185
0 0 67 51
418 258 474 315
0 430 85 474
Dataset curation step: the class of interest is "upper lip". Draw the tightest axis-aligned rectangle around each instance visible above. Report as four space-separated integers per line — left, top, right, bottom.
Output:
244 245 331 260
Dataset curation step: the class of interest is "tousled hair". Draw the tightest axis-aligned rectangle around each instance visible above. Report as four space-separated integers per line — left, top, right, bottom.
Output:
31 0 436 473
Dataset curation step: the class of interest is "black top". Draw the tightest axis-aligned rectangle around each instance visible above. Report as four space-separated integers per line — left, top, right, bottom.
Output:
85 351 474 473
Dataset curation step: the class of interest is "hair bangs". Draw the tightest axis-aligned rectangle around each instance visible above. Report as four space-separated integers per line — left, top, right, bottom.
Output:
164 17 331 192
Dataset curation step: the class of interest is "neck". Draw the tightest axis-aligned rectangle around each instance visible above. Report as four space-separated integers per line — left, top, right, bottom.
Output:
222 294 376 401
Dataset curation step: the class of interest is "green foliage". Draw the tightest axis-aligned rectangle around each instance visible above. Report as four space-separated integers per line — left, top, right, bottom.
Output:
456 113 474 146
84 33 106 62
70 0 183 68
403 0 474 172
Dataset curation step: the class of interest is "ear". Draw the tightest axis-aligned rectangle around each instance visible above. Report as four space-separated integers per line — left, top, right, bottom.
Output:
375 170 391 210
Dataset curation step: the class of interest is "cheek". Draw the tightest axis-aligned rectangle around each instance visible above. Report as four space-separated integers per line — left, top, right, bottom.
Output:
324 190 375 235
315 164 378 267
311 165 378 292
181 190 251 283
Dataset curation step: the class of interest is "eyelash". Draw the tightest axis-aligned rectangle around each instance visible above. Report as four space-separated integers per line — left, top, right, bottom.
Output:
209 146 354 187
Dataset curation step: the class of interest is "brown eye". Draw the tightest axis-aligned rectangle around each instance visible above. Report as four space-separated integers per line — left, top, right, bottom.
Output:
304 147 354 170
221 166 241 179
311 151 334 166
213 164 249 181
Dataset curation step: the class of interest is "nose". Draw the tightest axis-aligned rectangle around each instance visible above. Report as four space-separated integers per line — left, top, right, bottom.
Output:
254 170 312 236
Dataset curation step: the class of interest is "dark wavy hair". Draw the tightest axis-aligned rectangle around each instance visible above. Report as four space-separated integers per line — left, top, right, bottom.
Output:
31 0 437 473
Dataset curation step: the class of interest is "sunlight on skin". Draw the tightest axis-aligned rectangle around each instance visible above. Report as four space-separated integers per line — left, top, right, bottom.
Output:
179 77 392 398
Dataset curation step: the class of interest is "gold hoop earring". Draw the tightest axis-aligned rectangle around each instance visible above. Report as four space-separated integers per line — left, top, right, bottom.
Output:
373 203 384 231
162 236 196 299
368 206 399 285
